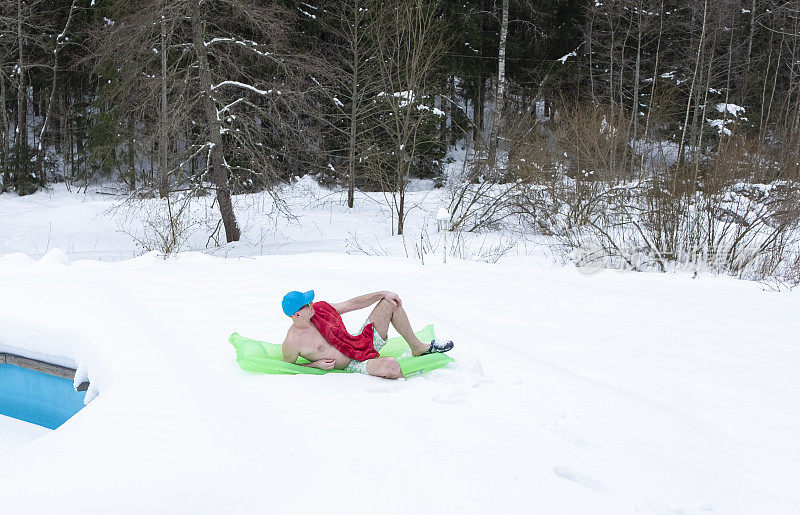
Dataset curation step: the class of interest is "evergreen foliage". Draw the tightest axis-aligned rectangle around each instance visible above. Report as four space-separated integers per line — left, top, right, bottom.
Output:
0 0 797 198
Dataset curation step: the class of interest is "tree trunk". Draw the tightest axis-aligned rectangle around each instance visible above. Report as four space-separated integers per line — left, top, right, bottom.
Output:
689 42 704 164
66 96 73 180
677 0 708 169
159 18 169 198
719 7 736 145
37 0 77 187
191 15 241 243
587 8 596 103
693 30 717 185
347 0 360 209
397 188 405 235
60 91 68 176
740 0 756 104
473 0 485 145
758 22 776 143
629 1 643 173
16 0 28 160
616 16 632 174
490 0 509 162
449 75 457 145
0 73 9 192
608 10 616 109
127 116 136 190
763 31 784 151
472 76 484 145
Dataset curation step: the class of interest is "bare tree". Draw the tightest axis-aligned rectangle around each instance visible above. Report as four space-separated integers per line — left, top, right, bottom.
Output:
94 0 320 243
372 0 448 235
189 12 240 241
36 0 79 185
317 0 383 208
0 0 51 194
158 14 170 198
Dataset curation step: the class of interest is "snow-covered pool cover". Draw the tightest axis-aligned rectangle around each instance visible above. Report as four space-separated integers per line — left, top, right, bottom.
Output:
0 364 86 429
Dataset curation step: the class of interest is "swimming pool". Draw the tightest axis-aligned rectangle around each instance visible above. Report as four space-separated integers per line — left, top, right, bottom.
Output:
0 363 86 430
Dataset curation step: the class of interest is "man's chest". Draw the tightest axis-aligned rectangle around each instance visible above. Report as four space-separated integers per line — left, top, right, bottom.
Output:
296 328 331 354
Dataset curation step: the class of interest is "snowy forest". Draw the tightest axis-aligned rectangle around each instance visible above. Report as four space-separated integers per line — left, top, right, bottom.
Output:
1 0 799 281
4 2 800 509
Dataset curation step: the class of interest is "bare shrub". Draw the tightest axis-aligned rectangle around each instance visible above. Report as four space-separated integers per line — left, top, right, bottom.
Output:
447 107 550 233
551 104 634 183
112 193 202 256
507 102 800 280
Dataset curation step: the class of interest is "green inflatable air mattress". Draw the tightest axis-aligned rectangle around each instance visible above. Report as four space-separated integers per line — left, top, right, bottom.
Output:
229 324 453 377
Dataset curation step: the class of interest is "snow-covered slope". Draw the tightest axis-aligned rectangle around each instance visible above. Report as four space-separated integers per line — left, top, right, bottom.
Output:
0 185 798 513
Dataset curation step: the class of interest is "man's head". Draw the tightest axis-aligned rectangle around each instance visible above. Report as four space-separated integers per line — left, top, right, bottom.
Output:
282 290 315 321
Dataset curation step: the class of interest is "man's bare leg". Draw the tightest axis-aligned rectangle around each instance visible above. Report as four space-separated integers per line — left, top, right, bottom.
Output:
368 299 430 356
365 357 403 379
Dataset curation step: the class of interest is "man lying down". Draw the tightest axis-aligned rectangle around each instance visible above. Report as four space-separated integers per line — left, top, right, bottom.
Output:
280 290 454 379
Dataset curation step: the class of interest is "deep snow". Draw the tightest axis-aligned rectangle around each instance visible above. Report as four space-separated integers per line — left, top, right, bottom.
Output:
1 183 799 514
0 415 49 452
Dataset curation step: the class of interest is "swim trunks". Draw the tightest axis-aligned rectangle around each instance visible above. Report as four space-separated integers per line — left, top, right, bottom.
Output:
343 318 387 374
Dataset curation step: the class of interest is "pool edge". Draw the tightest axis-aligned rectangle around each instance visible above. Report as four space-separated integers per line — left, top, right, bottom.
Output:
0 353 89 391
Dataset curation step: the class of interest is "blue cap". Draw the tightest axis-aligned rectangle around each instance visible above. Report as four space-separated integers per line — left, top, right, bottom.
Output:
282 290 314 316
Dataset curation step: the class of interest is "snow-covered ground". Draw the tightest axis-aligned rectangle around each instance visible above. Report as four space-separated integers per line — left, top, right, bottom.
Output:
0 178 536 264
0 415 49 452
1 183 799 513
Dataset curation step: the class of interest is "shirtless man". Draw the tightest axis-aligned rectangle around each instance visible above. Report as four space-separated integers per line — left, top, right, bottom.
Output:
280 290 454 379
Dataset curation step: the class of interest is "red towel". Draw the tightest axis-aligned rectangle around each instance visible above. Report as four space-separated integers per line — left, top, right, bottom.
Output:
310 301 379 361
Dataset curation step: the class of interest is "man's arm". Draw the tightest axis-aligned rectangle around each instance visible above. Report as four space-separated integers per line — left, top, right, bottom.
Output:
331 291 401 314
281 334 301 364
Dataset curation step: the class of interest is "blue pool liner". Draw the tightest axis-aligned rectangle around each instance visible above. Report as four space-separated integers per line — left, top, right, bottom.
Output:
0 364 86 429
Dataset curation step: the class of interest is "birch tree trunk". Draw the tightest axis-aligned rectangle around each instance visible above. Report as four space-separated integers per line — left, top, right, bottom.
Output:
191 15 241 243
490 0 509 164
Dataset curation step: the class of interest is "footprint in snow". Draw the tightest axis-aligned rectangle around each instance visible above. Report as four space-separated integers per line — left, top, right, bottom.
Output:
553 466 607 493
431 389 469 404
544 419 597 451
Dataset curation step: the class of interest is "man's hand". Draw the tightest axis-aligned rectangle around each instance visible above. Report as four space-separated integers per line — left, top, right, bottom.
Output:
382 291 402 307
310 358 336 370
